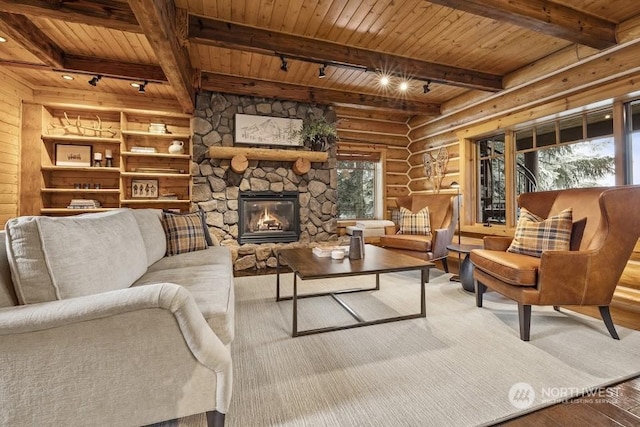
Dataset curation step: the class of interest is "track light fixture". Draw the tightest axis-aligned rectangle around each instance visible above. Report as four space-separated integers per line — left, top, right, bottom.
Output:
318 65 326 79
88 75 102 86
423 80 432 94
280 56 288 72
138 81 148 94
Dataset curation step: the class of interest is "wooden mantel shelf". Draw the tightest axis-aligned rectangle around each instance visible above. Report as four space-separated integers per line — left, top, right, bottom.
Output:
208 146 328 163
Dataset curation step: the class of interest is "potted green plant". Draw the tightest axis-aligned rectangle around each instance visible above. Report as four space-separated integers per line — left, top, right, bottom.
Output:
296 118 338 151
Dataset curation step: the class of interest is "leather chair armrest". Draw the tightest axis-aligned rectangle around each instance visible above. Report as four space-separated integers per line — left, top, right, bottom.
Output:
431 227 451 259
483 236 513 251
384 225 399 235
537 251 593 304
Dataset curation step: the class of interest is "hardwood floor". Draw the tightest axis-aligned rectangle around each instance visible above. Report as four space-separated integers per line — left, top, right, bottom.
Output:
235 267 640 426
498 376 640 426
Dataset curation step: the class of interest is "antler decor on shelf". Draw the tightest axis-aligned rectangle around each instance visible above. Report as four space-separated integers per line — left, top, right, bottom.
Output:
48 112 118 138
423 146 449 193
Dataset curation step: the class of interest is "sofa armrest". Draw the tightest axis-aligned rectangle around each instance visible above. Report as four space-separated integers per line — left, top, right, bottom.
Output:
0 283 232 426
483 236 513 251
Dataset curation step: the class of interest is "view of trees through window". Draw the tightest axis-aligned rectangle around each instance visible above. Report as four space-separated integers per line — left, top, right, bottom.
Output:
476 109 615 225
336 160 376 219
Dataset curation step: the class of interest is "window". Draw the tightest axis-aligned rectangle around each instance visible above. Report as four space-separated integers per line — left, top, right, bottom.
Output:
515 109 615 197
473 108 616 228
476 133 506 225
625 100 640 184
336 159 379 219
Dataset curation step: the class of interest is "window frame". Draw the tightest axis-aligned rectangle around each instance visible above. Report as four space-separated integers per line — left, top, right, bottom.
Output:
335 144 387 220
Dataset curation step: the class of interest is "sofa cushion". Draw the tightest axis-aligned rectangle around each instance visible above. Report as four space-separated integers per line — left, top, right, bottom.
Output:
471 249 540 286
134 247 235 345
507 207 572 257
398 206 431 236
131 209 167 266
5 209 148 304
162 211 209 256
355 220 395 229
0 231 18 308
379 234 432 252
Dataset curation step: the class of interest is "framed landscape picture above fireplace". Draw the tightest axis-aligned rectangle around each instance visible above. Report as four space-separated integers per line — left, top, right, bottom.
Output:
235 114 303 147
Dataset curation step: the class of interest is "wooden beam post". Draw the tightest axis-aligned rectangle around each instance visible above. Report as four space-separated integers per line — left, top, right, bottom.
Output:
128 1 194 113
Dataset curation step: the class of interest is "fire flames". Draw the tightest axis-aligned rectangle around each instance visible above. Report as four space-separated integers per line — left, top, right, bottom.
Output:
256 206 283 231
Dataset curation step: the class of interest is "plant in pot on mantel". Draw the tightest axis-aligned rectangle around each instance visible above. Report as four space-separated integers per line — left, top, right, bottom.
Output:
297 118 338 151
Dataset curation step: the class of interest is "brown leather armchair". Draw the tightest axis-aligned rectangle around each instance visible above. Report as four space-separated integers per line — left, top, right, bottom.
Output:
470 186 640 341
380 194 459 272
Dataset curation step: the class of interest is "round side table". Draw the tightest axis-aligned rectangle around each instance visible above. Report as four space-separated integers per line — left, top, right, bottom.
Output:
446 243 483 292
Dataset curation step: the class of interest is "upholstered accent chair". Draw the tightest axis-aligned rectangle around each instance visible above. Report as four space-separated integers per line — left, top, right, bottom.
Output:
380 194 459 272
470 186 640 341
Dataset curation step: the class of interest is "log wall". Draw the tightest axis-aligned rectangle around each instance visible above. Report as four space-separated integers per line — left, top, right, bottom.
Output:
335 107 410 217
0 69 32 227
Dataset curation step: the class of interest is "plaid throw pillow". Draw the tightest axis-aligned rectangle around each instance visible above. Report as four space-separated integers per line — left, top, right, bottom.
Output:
507 207 572 257
161 211 208 256
398 206 431 236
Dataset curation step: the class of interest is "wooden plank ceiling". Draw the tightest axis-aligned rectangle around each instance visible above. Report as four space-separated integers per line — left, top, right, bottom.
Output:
0 0 637 117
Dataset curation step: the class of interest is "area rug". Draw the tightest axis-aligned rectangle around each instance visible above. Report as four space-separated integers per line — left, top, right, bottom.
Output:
224 269 640 427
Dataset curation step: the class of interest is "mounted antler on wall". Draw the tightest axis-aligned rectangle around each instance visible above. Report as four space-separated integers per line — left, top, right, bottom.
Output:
423 146 449 193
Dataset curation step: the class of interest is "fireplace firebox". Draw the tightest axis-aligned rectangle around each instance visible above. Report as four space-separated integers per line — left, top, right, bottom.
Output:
238 191 300 244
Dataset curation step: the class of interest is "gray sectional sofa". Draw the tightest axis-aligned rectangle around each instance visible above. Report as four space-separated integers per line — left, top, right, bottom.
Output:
0 208 234 427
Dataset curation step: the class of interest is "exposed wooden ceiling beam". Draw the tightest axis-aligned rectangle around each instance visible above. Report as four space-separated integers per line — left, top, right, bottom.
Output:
128 2 194 113
428 0 617 50
0 0 141 33
63 55 167 82
189 16 503 92
0 56 167 83
0 12 64 67
201 72 441 116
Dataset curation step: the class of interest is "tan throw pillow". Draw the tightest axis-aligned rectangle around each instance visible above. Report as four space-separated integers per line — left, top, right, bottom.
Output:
398 206 431 236
161 211 209 256
507 207 573 258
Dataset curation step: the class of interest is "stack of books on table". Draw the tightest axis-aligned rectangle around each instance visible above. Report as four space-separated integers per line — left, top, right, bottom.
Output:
67 199 101 209
312 245 349 258
130 146 158 153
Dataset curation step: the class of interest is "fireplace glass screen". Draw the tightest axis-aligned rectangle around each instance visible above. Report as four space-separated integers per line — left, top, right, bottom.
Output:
238 191 300 244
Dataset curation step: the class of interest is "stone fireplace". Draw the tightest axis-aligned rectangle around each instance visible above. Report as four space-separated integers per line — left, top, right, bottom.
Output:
238 191 300 244
191 91 340 270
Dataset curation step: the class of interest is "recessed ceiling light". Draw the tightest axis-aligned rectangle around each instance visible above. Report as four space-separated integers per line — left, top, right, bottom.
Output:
131 82 140 88
0 36 6 43
62 75 74 80
399 81 409 91
605 114 611 119
380 76 390 86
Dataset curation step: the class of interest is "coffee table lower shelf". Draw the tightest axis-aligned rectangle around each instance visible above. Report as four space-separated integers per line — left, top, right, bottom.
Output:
276 247 432 337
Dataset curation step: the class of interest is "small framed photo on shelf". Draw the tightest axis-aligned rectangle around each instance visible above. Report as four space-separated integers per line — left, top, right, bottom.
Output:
131 179 158 199
55 144 92 167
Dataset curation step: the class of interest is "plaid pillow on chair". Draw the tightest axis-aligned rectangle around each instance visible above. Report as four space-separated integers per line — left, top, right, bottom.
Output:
398 206 431 236
161 211 209 256
507 207 572 257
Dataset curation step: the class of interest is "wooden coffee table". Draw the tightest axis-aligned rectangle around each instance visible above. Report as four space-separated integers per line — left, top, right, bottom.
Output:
276 245 434 337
